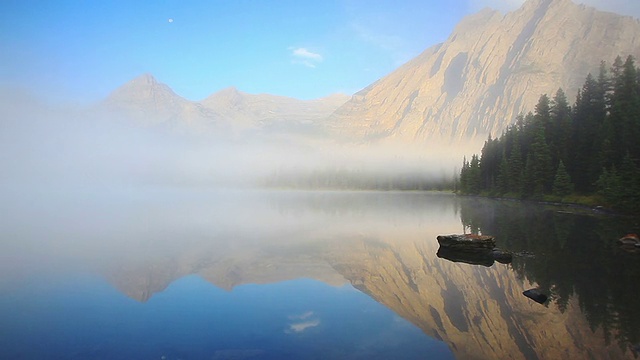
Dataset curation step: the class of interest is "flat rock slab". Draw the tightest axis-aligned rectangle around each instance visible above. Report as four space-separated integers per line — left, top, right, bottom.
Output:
437 234 496 251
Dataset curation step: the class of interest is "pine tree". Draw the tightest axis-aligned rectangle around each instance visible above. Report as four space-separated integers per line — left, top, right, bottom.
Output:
617 153 640 212
459 157 470 193
597 155 640 213
523 154 535 198
552 160 574 197
550 88 572 165
535 94 552 140
596 166 620 204
571 73 607 192
496 155 509 195
608 56 640 164
507 137 524 195
480 136 497 190
530 124 553 195
467 155 482 194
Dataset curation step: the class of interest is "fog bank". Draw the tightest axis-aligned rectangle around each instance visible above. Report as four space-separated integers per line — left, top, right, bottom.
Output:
1 90 476 193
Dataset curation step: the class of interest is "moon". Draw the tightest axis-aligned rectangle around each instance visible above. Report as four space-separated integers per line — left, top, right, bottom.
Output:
168 18 174 23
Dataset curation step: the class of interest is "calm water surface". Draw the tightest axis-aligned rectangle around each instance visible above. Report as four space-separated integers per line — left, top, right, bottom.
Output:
1 189 639 359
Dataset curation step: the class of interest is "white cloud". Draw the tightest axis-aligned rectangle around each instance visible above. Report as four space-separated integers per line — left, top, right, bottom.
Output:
292 48 323 61
288 319 321 333
285 311 320 333
290 47 323 68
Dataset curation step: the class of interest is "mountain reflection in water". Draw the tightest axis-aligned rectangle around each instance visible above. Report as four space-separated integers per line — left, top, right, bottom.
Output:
1 190 638 359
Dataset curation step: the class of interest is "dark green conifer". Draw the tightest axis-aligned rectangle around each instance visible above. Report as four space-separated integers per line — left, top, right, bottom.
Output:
552 160 573 197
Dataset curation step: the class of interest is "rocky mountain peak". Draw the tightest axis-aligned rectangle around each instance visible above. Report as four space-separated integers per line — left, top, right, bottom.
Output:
131 72 158 85
102 74 195 127
328 0 640 144
201 86 245 108
102 74 349 135
105 73 180 104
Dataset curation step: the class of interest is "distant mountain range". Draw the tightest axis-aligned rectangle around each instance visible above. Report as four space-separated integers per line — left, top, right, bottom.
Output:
103 73 349 137
104 0 640 146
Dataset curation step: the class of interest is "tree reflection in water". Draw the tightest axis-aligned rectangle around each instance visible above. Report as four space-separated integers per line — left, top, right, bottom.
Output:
458 197 640 351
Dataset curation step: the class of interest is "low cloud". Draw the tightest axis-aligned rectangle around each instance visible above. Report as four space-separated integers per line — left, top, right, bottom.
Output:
290 47 323 68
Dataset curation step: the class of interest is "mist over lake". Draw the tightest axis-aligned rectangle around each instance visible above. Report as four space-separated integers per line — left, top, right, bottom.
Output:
2 182 640 359
2 58 640 360
4 0 640 359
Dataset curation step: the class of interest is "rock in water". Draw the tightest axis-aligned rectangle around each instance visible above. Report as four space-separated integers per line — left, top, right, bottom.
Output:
616 234 640 254
491 249 513 264
436 247 495 267
436 234 496 251
523 289 548 304
617 234 640 245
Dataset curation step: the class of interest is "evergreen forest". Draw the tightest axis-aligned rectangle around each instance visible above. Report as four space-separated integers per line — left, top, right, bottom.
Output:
459 55 640 214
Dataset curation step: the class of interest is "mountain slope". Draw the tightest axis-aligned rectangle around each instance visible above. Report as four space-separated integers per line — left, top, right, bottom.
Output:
103 74 349 136
103 73 221 132
202 87 349 132
328 0 640 143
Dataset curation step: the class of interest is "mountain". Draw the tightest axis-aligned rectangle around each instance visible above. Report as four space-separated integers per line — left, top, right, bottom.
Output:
103 74 349 136
201 87 349 133
328 0 640 143
103 73 223 132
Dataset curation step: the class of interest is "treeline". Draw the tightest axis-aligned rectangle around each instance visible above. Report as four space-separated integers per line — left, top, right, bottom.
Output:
264 168 454 191
459 55 640 213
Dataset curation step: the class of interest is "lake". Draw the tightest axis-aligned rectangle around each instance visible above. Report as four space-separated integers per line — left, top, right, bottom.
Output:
1 189 639 359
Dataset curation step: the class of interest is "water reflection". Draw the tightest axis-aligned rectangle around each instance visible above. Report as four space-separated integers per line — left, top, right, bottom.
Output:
1 190 639 359
458 197 640 356
2 274 445 359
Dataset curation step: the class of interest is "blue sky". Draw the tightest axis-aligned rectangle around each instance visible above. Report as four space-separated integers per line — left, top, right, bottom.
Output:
1 0 638 103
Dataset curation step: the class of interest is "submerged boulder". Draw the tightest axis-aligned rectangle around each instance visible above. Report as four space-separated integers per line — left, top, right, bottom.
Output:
523 288 548 304
491 248 513 264
436 247 495 267
435 234 514 266
436 234 496 251
616 234 640 254
617 234 640 246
